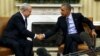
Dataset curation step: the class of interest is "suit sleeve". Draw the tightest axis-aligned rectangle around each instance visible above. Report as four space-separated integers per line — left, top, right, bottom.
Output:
13 16 35 38
45 17 60 39
79 13 95 30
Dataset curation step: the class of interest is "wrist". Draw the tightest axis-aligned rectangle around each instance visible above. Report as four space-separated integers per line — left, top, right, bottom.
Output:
43 34 45 38
34 34 37 39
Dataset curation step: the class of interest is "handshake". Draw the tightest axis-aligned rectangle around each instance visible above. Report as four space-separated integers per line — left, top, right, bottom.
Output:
35 34 45 41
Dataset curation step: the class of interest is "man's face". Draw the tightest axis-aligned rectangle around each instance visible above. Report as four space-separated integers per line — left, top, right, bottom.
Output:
24 7 32 17
60 6 71 17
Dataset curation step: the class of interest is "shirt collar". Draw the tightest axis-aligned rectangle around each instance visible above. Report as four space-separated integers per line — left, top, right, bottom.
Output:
67 13 73 19
20 11 25 21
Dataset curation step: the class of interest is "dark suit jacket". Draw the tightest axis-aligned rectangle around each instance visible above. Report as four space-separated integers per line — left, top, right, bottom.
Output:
45 13 95 43
2 12 34 39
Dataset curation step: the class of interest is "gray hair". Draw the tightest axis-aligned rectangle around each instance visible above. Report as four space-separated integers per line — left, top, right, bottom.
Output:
20 3 30 12
61 3 71 11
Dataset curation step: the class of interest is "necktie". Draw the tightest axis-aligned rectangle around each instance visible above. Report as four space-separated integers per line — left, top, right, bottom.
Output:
25 18 27 29
66 18 69 27
66 18 69 33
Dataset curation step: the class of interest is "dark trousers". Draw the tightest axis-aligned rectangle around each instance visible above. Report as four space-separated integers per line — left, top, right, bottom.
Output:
1 38 33 56
63 33 83 55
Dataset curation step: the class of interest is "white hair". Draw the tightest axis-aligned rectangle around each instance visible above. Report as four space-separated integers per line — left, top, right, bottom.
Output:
20 3 30 12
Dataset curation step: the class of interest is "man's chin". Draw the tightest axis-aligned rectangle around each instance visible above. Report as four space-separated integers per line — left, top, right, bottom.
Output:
27 15 30 18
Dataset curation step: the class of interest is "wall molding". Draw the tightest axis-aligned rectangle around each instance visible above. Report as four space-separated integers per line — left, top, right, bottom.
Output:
16 3 82 8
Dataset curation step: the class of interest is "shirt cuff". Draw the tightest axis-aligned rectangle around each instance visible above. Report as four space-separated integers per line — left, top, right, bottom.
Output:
34 34 45 39
34 34 37 39
43 34 45 38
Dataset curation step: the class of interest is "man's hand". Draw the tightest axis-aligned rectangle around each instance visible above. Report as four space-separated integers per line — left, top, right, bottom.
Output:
92 29 97 38
35 34 44 40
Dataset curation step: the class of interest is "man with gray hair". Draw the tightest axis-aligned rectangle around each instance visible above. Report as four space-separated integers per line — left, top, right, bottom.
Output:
0 3 42 56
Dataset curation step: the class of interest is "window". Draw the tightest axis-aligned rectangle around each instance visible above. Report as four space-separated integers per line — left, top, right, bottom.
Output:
17 0 80 4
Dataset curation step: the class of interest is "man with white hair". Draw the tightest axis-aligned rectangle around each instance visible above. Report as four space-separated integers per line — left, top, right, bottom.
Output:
1 3 42 56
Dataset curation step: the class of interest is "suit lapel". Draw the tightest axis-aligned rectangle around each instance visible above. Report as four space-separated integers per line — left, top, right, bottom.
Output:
18 12 25 25
72 13 78 30
61 16 67 31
